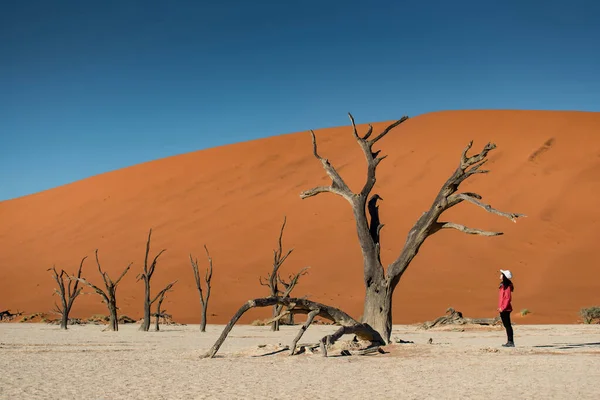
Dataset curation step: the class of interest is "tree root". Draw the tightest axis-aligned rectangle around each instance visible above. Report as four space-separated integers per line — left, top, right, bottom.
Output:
202 297 384 358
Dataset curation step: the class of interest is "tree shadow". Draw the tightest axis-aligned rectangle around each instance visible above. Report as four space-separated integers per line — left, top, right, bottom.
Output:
533 342 600 350
252 347 290 357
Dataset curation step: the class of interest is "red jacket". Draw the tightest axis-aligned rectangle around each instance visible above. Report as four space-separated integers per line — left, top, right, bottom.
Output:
498 284 513 312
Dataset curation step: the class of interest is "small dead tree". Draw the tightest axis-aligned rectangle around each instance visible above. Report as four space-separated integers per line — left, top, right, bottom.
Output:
153 280 177 331
190 245 214 332
137 228 167 332
47 256 87 329
259 216 309 331
299 113 525 342
274 267 309 325
73 250 132 331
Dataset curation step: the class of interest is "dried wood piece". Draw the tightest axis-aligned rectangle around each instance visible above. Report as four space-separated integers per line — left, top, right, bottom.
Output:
421 308 500 330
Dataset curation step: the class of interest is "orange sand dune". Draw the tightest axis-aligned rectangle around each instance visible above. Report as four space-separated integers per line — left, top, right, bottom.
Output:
1 110 599 325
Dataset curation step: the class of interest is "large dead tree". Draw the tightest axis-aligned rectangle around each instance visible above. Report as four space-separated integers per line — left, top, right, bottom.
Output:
190 245 213 332
259 216 309 331
153 280 177 331
73 250 132 331
203 297 383 358
299 113 525 343
47 256 87 329
137 228 167 332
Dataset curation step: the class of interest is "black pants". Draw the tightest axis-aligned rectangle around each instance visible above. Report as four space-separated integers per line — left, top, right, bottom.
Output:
500 311 514 343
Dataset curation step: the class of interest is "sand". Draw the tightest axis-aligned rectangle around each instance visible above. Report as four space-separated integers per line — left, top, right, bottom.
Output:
1 323 598 399
1 110 600 325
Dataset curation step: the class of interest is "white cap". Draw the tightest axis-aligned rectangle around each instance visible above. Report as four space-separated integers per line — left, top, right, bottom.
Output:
500 269 512 279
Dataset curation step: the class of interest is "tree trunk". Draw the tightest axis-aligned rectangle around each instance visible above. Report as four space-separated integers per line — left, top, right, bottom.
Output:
108 302 118 331
155 314 160 331
200 303 208 332
60 310 69 330
140 281 151 331
271 305 279 331
361 282 393 344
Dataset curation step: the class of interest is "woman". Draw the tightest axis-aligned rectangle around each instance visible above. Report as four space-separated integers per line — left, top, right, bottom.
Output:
498 269 515 347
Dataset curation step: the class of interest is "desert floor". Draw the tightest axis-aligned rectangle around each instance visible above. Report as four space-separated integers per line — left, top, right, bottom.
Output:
0 323 598 400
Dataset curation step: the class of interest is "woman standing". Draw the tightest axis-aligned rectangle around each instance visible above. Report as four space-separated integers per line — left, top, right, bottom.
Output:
498 269 515 347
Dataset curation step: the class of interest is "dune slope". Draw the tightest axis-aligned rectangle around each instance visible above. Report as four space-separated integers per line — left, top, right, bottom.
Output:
1 110 599 325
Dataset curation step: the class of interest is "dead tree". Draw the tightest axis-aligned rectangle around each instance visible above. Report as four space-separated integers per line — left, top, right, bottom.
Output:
203 297 384 358
73 249 132 331
274 267 309 325
47 256 87 329
153 280 177 331
137 228 167 332
0 310 23 321
299 113 525 343
189 245 213 332
259 216 309 331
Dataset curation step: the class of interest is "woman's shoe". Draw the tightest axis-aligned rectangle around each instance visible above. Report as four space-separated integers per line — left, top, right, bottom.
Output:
502 341 515 347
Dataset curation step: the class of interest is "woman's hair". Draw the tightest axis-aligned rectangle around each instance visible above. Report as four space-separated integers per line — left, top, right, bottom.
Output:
501 273 514 291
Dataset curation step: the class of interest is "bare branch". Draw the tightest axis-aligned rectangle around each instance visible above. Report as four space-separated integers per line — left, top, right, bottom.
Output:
290 309 320 355
190 255 204 301
387 141 525 291
258 276 270 288
299 185 352 200
72 277 109 305
203 245 213 284
436 222 502 236
94 249 111 288
460 141 496 168
369 116 410 144
114 263 133 286
450 193 526 223
278 267 309 298
153 280 177 331
151 280 177 305
143 228 167 280
299 131 354 203
67 256 87 301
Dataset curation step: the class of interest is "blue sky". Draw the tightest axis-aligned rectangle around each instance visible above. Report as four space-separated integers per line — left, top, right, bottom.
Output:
1 0 599 201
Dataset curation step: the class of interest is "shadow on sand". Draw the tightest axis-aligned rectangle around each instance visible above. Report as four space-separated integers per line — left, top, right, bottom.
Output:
533 342 600 350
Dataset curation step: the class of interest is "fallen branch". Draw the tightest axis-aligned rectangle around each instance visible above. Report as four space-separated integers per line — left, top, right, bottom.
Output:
203 297 383 358
421 308 500 330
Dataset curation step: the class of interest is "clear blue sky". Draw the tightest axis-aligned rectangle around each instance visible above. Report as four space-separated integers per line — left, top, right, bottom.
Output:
1 0 599 201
